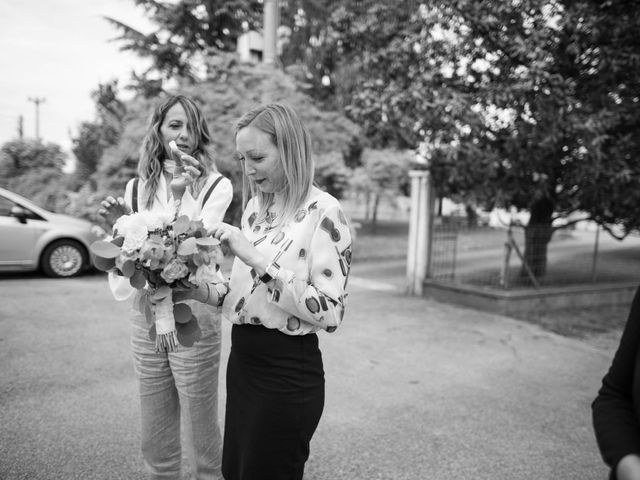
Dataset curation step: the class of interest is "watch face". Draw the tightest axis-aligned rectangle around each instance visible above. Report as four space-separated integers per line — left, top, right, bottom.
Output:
260 273 272 283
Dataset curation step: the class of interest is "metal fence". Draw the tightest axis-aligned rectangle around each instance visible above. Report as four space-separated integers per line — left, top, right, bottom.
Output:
430 220 640 289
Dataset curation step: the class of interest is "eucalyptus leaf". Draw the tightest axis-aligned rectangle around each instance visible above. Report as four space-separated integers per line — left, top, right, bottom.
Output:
90 240 121 259
174 215 190 235
174 303 193 324
111 236 125 247
93 256 116 272
122 260 136 277
130 270 146 289
196 237 220 248
151 285 172 301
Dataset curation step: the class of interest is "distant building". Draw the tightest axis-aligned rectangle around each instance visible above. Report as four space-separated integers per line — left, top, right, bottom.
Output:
236 26 291 64
237 30 264 63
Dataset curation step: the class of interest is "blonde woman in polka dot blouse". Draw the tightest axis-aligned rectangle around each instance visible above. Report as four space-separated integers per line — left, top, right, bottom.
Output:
208 103 352 480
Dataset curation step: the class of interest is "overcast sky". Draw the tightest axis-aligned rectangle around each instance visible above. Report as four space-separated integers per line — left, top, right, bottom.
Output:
0 0 152 154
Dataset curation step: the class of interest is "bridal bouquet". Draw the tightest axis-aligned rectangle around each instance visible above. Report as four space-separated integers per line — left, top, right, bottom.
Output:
90 210 223 352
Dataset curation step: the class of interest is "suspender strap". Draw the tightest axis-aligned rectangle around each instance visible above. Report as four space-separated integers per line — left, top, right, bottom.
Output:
201 175 223 208
131 178 139 213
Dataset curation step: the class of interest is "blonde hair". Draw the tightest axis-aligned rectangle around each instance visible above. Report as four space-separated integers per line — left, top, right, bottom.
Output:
234 103 314 225
138 95 216 210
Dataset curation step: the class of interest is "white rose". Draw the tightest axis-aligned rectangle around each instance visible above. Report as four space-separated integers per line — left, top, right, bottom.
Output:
138 210 173 231
114 212 144 236
189 264 223 285
122 223 149 252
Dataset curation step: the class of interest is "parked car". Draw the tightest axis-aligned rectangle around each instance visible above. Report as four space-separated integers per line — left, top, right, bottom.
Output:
0 187 106 277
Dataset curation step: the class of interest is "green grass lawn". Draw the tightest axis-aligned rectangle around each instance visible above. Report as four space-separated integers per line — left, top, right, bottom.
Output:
351 219 409 262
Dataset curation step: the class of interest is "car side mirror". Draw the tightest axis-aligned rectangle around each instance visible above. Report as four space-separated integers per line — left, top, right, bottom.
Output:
10 205 29 224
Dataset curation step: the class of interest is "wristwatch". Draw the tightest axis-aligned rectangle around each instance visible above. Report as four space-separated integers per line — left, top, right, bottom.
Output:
259 262 280 283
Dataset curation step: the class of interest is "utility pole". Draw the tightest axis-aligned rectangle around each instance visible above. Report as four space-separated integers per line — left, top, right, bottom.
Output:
263 0 279 65
28 96 46 140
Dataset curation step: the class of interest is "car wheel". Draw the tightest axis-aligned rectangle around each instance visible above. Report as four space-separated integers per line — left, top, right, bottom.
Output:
41 240 87 278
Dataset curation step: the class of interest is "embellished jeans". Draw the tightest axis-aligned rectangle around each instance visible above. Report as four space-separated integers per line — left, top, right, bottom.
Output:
130 299 223 480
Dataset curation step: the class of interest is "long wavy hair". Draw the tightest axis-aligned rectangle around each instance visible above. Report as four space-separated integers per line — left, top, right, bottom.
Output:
138 95 216 210
234 103 314 226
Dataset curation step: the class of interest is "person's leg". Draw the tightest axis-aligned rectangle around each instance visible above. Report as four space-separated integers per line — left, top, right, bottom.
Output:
170 310 223 480
222 325 325 480
131 313 182 479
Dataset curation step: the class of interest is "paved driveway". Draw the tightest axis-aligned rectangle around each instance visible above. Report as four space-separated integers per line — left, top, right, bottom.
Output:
0 268 616 479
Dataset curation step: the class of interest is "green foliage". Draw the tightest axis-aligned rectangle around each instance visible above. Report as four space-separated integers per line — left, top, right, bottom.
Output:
310 0 640 277
360 148 411 194
0 139 71 211
0 139 66 173
71 80 127 190
350 148 411 227
105 0 263 90
71 122 105 189
278 0 344 102
314 151 350 199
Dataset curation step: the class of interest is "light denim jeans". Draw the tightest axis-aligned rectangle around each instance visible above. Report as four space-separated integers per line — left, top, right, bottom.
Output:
130 296 223 480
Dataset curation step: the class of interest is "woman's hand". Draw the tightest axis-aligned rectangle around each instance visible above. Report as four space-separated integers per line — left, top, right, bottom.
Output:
172 280 207 303
169 144 201 198
209 222 268 274
617 454 640 480
98 196 131 226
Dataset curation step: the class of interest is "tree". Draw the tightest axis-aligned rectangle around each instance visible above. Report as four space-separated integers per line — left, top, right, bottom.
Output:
105 0 263 91
350 148 411 230
318 1 640 281
314 151 350 199
277 0 346 102
71 122 104 189
0 139 70 211
71 81 127 190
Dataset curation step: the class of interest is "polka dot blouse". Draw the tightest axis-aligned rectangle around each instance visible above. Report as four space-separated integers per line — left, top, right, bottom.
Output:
222 189 353 335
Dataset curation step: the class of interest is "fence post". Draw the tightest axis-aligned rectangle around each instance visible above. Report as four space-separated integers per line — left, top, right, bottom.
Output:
406 169 435 295
500 229 513 289
591 225 600 282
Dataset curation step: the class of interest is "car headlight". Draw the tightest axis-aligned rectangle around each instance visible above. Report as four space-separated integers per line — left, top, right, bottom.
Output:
91 224 108 239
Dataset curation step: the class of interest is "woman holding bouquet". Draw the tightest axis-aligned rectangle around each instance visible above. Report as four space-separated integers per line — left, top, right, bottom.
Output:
99 95 232 480
207 103 353 480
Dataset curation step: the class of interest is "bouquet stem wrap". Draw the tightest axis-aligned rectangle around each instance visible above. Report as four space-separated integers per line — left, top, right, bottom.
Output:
152 294 178 353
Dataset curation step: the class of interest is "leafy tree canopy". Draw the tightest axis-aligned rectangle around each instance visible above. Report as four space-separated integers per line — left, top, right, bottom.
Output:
105 0 263 88
71 80 127 189
305 0 640 278
0 140 70 211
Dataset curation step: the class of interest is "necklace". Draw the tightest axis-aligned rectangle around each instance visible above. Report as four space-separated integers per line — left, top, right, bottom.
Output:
265 210 277 225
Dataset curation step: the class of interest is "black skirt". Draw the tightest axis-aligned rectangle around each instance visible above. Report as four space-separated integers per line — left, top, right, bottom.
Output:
222 324 325 480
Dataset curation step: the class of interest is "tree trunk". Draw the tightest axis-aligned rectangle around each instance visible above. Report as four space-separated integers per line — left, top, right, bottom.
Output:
465 204 478 228
371 193 380 232
364 192 371 221
521 197 554 281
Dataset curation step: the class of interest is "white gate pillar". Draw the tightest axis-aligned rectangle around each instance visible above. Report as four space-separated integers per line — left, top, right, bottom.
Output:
406 169 435 295
263 0 279 65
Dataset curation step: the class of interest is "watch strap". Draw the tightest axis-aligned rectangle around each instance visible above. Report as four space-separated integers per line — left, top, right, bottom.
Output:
259 262 280 283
